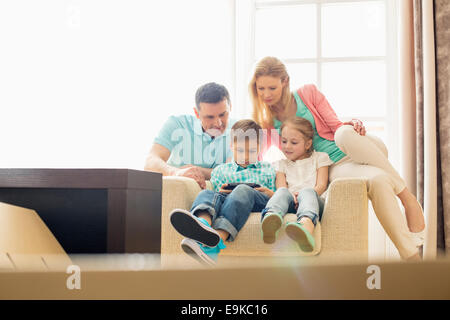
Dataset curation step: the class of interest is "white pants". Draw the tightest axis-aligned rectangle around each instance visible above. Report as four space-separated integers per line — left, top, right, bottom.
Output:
329 125 418 259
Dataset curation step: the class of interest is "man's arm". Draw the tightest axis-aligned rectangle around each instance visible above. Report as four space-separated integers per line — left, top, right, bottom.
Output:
144 143 207 189
144 143 177 176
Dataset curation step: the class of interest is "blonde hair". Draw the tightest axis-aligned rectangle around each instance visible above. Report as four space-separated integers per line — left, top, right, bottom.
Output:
249 56 292 129
281 117 314 156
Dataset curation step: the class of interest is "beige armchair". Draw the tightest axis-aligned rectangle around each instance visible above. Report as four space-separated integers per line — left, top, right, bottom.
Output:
161 177 369 267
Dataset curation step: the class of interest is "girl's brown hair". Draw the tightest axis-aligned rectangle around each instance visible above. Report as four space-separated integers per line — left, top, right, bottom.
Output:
280 117 314 156
249 56 292 129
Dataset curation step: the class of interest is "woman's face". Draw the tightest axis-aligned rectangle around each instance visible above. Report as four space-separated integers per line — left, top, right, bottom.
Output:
280 125 312 161
255 76 286 107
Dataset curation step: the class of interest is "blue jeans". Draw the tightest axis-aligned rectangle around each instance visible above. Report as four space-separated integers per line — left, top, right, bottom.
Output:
190 184 270 241
261 187 324 226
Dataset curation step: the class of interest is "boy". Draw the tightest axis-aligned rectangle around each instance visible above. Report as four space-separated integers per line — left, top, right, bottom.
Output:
169 119 276 266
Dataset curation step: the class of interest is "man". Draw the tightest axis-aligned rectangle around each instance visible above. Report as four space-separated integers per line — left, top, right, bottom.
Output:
144 82 235 189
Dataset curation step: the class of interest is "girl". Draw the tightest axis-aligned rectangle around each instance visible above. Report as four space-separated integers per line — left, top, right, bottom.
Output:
261 117 333 252
250 56 425 260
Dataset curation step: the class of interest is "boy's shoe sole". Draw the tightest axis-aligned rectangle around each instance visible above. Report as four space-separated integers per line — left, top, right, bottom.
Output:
262 213 283 244
285 222 315 252
170 209 220 247
181 238 216 267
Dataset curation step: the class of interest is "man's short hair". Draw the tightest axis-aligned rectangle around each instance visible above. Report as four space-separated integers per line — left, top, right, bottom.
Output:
231 119 262 145
195 82 231 110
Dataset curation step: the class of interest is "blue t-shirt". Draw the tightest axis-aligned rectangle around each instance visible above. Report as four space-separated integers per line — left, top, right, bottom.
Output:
154 115 236 168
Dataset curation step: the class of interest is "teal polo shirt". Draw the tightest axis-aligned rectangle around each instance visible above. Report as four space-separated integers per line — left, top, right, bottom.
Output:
154 115 236 168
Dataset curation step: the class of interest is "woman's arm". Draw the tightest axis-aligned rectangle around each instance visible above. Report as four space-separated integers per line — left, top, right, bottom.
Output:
306 85 366 136
308 85 343 133
314 166 329 196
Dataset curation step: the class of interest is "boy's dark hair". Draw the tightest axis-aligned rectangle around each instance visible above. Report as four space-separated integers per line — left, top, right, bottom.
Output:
231 119 262 145
195 82 231 110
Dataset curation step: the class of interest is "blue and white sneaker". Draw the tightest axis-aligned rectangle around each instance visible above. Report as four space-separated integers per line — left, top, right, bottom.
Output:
170 208 220 247
181 238 226 266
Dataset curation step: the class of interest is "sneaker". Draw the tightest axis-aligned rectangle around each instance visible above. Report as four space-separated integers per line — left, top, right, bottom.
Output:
285 222 315 252
410 229 426 248
180 238 226 266
170 209 220 247
261 212 283 244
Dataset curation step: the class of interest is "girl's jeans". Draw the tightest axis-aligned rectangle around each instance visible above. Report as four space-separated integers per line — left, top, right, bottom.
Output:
261 187 324 226
190 184 270 241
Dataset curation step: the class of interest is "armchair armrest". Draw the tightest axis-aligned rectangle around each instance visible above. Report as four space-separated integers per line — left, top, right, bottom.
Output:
320 178 369 260
161 176 212 255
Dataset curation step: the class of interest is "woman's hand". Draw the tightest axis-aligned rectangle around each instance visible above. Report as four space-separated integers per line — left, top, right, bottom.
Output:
255 187 274 198
343 119 366 136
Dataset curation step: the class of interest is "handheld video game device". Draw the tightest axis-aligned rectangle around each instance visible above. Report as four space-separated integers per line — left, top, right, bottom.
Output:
222 182 261 190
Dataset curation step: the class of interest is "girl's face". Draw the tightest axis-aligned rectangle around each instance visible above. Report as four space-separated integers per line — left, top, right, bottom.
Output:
280 125 312 161
255 76 286 107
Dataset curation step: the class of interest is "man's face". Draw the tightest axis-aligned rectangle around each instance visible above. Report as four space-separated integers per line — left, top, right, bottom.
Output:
194 99 230 138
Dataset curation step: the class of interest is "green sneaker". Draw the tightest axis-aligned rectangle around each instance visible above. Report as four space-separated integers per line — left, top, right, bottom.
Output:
285 222 315 252
261 212 283 244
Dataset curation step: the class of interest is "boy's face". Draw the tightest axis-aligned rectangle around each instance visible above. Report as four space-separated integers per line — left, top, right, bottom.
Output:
232 138 260 168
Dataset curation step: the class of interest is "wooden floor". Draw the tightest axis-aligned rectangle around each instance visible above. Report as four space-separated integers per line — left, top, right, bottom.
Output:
1 254 450 299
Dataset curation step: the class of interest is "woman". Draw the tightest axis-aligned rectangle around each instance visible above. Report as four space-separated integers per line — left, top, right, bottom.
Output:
249 56 425 261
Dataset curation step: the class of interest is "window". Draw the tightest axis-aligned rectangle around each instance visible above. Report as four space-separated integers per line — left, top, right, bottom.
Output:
236 0 400 260
236 0 399 164
0 0 234 169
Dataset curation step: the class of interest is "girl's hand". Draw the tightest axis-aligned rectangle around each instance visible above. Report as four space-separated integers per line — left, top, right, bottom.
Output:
343 119 366 136
255 187 274 198
219 184 232 194
292 191 299 209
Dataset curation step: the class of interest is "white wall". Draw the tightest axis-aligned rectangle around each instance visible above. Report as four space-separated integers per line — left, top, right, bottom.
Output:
0 0 233 169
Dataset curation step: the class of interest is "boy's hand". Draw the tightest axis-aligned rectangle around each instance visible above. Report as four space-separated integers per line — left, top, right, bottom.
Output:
255 187 274 198
219 184 232 194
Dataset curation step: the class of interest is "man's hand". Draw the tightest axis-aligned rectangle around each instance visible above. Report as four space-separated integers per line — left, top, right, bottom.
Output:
255 186 274 198
343 119 366 136
175 165 206 189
